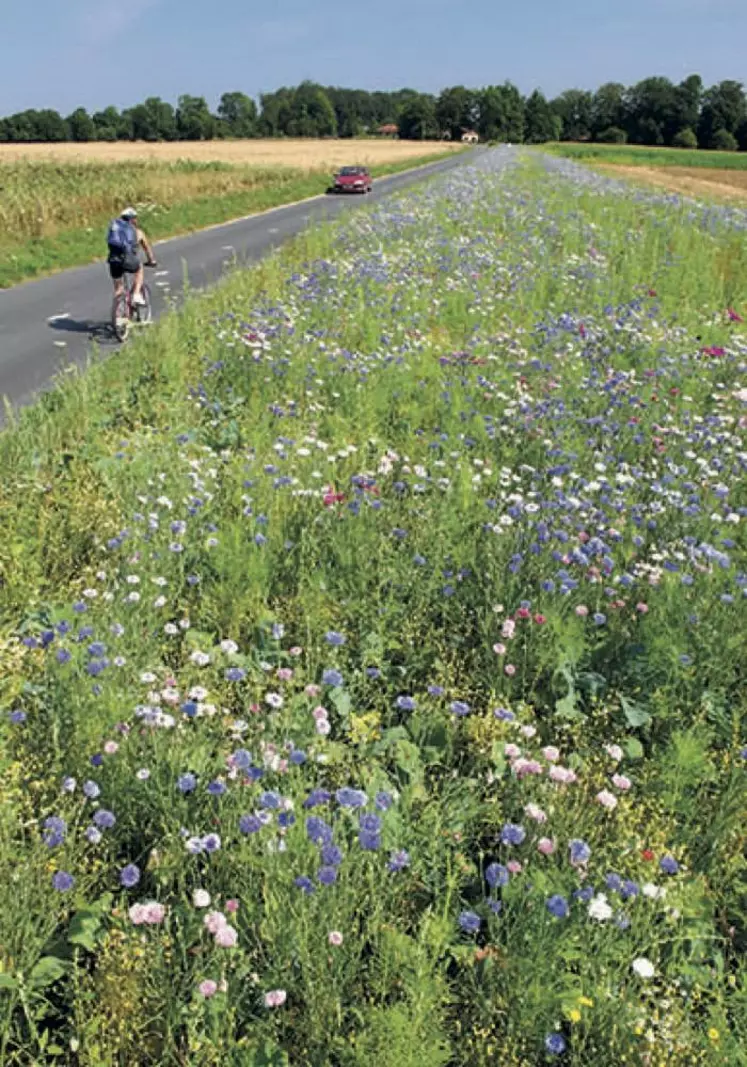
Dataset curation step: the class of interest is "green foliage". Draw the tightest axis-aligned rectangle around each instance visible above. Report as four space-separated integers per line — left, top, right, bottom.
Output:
596 126 627 144
710 128 739 152
672 127 698 149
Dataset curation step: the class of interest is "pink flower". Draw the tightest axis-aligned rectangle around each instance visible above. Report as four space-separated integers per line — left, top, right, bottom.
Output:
493 643 507 656
524 803 547 823
515 607 531 620
198 980 218 998
304 684 320 697
575 605 589 617
727 308 743 323
501 619 516 640
104 741 119 755
277 668 293 682
507 860 522 875
542 746 560 762
578 531 590 543
612 774 631 791
549 766 577 785
328 931 344 946
512 758 543 778
290 646 303 657
537 837 556 856
204 911 227 935
504 664 516 677
636 602 649 614
504 743 522 759
264 989 287 1008
533 614 547 625
225 899 239 914
129 901 166 926
520 725 537 739
214 924 238 948
605 744 624 761
312 706 329 721
596 789 618 810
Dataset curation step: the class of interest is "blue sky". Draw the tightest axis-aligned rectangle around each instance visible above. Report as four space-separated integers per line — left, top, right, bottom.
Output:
1 0 744 114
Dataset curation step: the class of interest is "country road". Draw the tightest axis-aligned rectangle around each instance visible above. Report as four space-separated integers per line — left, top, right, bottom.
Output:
0 151 477 416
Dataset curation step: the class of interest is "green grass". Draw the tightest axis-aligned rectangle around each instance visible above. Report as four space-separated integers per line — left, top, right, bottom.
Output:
0 151 461 289
0 155 745 1065
542 141 747 169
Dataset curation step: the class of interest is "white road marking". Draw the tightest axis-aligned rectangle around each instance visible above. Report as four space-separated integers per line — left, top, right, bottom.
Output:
221 245 235 251
47 312 70 323
154 270 169 277
267 228 279 234
53 341 67 348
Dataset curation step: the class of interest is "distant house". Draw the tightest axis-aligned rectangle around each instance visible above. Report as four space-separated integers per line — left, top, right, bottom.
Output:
461 130 479 144
377 124 399 137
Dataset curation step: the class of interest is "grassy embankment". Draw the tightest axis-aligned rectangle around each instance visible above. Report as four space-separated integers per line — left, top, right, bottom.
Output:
0 156 745 1065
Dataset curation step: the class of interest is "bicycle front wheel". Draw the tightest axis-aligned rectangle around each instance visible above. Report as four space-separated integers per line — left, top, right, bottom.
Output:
133 285 153 326
112 292 130 343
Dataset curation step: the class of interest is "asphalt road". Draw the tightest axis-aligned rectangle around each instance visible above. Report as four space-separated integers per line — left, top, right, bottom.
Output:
0 151 475 415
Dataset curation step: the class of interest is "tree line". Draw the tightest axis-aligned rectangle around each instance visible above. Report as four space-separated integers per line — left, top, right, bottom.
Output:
2 76 746 151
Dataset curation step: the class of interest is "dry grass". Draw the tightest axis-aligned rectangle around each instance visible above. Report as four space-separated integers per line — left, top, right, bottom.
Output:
0 138 461 169
597 163 747 204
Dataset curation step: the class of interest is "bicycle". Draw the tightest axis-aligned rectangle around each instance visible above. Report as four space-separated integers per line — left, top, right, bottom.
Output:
111 261 157 343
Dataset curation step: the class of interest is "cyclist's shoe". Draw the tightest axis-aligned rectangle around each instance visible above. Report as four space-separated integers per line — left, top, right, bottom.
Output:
132 293 147 306
146 260 158 268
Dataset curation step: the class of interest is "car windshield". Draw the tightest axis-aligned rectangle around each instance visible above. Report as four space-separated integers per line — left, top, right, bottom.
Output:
338 167 365 176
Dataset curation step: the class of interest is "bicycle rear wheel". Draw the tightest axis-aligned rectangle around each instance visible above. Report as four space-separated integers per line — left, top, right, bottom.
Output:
112 292 130 343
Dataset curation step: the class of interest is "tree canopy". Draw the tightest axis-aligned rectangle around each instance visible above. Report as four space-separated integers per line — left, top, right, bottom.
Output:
1 75 745 150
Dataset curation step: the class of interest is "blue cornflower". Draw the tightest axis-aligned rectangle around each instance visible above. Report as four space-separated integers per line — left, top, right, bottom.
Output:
231 749 252 771
90 754 104 768
573 886 594 904
177 772 197 793
428 685 445 697
207 781 227 797
336 787 368 809
83 780 101 800
545 1033 566 1056
52 871 75 892
225 667 246 682
9 710 26 724
450 701 471 717
85 826 102 844
271 623 285 639
359 830 381 851
289 749 307 766
88 642 106 658
605 873 623 893
322 669 343 687
278 812 296 829
202 834 221 853
259 791 281 809
239 815 263 834
360 814 382 834
325 631 346 646
569 839 591 864
42 817 67 848
93 810 116 830
56 649 72 665
660 855 679 876
366 667 382 679
294 875 315 894
458 910 481 934
306 816 333 845
621 880 640 900
317 865 338 886
120 864 140 888
321 844 343 867
387 849 410 872
395 695 416 711
485 863 509 889
487 899 502 915
501 823 526 846
547 895 569 919
304 789 331 809
493 708 515 722
375 791 393 811
593 613 607 626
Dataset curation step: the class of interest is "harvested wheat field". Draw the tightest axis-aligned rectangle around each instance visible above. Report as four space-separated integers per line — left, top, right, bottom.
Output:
597 163 747 204
0 138 462 169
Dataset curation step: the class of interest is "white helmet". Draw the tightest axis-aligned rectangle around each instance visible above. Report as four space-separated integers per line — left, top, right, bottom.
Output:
121 206 137 219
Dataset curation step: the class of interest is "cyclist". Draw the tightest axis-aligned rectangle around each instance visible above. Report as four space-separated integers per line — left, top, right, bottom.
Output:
107 207 157 307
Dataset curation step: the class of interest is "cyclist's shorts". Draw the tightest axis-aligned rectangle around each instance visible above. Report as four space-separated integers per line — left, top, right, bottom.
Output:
108 251 141 279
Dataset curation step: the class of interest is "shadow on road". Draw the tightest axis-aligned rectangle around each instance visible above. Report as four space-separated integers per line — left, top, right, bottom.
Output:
48 318 118 346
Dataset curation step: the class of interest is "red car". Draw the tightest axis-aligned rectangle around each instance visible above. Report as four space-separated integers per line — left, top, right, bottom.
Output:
331 165 373 194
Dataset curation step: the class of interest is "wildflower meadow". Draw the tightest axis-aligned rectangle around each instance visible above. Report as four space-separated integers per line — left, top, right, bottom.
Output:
0 148 745 1066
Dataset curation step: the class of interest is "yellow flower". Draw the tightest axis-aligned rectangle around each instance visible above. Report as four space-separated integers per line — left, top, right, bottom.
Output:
579 996 594 1008
708 1028 720 1042
568 1009 582 1024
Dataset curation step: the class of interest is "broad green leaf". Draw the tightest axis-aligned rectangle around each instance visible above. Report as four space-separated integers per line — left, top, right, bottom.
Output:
620 695 652 728
29 956 71 990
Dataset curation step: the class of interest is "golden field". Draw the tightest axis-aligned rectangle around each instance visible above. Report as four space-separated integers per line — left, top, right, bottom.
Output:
596 164 747 204
0 137 462 169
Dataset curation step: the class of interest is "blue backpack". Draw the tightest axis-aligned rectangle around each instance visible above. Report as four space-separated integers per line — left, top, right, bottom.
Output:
107 217 135 254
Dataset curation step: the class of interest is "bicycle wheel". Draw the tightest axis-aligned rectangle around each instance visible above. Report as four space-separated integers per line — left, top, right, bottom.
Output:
133 284 153 326
112 291 130 343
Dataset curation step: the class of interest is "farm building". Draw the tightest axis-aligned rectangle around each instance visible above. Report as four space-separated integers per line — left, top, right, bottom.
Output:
461 130 479 144
377 124 399 137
